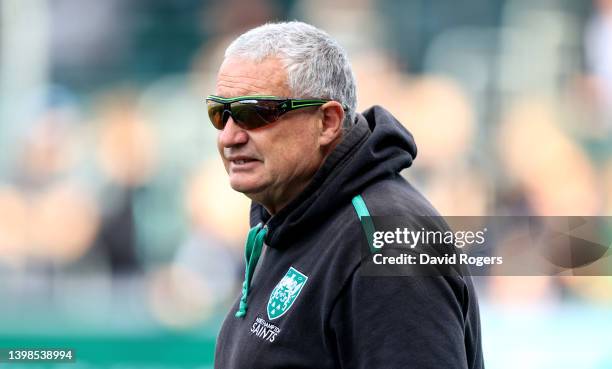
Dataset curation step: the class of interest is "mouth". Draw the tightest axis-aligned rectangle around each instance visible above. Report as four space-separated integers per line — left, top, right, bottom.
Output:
227 156 261 170
231 158 257 165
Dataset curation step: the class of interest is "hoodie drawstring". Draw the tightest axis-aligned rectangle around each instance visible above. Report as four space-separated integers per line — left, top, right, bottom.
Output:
235 223 268 318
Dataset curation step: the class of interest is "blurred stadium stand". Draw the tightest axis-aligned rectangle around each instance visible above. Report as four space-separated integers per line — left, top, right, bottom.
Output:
0 0 611 367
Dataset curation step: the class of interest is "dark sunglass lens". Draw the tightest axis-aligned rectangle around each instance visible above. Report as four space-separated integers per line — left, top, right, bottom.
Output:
232 101 276 129
254 100 282 123
207 101 225 129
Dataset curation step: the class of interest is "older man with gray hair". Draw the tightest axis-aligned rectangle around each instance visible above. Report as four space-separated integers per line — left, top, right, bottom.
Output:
208 21 483 369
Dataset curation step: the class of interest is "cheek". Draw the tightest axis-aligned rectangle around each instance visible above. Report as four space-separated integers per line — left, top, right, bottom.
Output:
279 135 320 171
216 135 223 154
216 140 228 168
256 120 320 174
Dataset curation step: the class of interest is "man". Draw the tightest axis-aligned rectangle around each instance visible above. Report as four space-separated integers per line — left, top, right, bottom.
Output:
208 21 483 369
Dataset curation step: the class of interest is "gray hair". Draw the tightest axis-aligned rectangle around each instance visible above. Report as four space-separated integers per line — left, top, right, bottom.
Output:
224 21 357 129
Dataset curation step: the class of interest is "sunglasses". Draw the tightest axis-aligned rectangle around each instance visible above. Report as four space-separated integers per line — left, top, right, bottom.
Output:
206 95 333 130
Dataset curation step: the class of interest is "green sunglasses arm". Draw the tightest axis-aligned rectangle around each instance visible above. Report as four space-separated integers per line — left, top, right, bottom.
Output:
206 95 281 103
206 95 348 113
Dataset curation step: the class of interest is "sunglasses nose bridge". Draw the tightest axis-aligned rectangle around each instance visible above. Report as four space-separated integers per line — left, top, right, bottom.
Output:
222 108 247 132
222 109 232 125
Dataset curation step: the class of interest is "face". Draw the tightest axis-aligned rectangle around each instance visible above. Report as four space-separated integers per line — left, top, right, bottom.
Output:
215 56 325 214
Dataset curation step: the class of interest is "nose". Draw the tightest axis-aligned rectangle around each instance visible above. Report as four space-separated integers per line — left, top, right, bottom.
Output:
218 116 248 148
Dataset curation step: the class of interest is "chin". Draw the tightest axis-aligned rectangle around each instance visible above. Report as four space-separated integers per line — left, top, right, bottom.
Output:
229 177 265 196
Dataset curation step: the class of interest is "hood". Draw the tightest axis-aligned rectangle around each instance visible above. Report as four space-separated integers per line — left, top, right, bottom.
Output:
250 105 417 248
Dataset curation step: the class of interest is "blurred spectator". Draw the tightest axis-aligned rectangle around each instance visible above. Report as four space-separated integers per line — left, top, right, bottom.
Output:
0 1 611 367
497 99 601 216
585 0 612 128
93 90 160 274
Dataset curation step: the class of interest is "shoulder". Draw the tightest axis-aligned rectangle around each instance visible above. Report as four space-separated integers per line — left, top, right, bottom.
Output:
359 174 441 217
313 175 446 261
327 269 481 368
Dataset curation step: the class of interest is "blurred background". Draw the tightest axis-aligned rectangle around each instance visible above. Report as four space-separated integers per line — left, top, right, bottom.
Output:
1 0 611 368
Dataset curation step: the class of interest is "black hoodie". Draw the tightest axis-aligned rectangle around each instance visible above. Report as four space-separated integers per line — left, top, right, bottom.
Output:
214 106 484 369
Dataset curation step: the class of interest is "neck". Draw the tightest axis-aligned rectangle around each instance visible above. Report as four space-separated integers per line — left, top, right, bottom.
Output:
254 178 312 215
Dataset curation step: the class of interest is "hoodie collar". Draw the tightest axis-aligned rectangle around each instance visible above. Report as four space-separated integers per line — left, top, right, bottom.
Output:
249 105 417 249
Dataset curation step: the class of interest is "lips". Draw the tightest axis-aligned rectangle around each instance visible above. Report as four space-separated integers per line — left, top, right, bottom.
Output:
232 159 256 164
226 155 261 170
228 156 259 164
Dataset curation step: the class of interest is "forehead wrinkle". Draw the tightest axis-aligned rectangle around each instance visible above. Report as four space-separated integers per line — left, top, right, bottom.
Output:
217 80 270 91
218 73 288 91
216 81 280 96
219 65 286 78
219 73 282 83
216 56 291 97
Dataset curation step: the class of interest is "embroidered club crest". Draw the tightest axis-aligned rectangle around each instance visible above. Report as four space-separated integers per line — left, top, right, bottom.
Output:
267 267 308 320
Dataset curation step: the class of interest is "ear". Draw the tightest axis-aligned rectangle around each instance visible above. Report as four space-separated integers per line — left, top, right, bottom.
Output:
318 101 345 147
